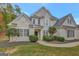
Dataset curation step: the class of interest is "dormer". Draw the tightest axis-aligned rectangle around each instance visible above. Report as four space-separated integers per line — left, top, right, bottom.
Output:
62 14 76 27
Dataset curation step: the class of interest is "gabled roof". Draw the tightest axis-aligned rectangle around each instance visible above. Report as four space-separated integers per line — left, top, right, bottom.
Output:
31 7 58 21
8 13 30 25
54 13 76 26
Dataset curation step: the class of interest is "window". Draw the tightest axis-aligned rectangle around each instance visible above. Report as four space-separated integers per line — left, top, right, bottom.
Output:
44 20 45 26
24 29 27 36
16 29 19 36
67 18 72 24
24 29 29 36
19 29 23 36
18 29 29 36
33 19 35 24
67 30 74 37
27 29 29 36
38 19 40 25
67 19 70 24
46 19 48 26
70 20 72 24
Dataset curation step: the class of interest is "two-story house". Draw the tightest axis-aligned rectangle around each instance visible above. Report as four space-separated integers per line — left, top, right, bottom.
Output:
8 7 79 42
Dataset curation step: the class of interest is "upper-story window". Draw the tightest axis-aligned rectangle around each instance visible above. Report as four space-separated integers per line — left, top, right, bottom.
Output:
70 20 72 24
46 19 48 26
38 19 40 25
33 18 35 24
67 18 72 24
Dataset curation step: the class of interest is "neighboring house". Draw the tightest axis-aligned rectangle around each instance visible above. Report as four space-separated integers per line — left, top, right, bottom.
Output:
8 7 79 42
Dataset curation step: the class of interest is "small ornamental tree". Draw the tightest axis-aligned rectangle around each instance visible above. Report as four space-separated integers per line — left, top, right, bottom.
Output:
48 27 57 35
7 28 19 40
29 35 38 42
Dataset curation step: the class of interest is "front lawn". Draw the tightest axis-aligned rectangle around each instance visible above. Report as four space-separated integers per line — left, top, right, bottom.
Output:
0 42 79 56
8 43 79 56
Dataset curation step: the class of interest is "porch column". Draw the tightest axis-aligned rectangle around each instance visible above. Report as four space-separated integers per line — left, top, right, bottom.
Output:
40 30 43 40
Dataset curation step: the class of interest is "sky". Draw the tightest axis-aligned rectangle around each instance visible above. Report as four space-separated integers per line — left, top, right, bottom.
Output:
13 3 79 24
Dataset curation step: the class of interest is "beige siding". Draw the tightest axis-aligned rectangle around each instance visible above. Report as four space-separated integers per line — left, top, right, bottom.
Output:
63 16 76 27
56 28 79 40
9 15 31 42
9 10 79 42
75 29 79 39
12 16 30 29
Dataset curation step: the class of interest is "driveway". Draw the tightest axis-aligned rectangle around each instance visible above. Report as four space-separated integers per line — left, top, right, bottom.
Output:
37 40 79 47
0 40 30 48
0 40 31 56
0 52 8 56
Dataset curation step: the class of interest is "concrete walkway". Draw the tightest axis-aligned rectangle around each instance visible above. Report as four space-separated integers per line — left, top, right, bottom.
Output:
37 40 79 47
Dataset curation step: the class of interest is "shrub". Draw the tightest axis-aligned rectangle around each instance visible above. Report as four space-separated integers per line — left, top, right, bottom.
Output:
43 35 53 42
49 35 54 41
29 35 38 42
43 35 65 42
53 36 59 41
53 36 65 42
58 36 65 42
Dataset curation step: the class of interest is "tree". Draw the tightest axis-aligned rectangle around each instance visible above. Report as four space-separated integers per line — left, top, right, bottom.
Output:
0 4 21 40
1 7 16 40
6 3 14 14
0 25 2 32
48 27 57 35
2 7 11 40
7 27 19 40
6 4 16 23
15 5 21 15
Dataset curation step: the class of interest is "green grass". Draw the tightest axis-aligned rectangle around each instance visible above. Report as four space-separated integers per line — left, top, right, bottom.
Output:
0 48 6 52
9 43 79 56
0 42 79 56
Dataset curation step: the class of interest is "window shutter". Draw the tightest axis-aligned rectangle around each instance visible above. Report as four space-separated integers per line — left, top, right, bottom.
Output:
27 29 29 36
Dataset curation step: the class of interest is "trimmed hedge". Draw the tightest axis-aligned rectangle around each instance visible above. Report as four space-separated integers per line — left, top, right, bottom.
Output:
43 35 65 42
53 36 65 42
29 35 38 42
57 36 65 42
43 35 53 42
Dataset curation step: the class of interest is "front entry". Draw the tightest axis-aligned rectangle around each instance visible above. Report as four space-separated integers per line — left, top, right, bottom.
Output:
34 29 41 39
34 31 38 36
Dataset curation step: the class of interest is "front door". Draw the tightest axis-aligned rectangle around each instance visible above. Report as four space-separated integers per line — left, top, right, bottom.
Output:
34 29 41 39
34 31 38 36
